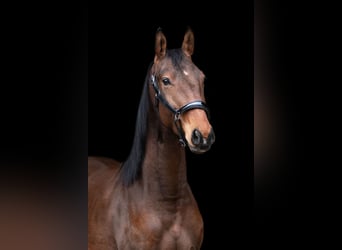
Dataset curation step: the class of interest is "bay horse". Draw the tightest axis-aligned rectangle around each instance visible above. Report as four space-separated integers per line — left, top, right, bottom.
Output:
88 27 215 250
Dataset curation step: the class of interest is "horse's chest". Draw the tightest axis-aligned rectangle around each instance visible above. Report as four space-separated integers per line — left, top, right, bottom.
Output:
116 207 203 250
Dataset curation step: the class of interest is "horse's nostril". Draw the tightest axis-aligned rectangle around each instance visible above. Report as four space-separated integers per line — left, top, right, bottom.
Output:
191 129 203 146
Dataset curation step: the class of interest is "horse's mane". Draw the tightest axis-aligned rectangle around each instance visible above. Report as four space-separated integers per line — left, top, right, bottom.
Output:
120 50 187 186
120 63 152 186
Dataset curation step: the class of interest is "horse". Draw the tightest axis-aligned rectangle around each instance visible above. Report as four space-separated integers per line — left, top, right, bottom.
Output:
88 27 215 250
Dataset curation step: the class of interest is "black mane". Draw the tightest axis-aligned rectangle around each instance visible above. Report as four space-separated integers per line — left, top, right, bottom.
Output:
120 63 152 186
120 50 186 186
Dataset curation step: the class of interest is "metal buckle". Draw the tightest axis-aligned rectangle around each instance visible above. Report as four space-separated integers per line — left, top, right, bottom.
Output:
174 112 181 121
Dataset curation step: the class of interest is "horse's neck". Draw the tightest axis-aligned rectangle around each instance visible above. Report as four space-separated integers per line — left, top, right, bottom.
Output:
142 113 188 202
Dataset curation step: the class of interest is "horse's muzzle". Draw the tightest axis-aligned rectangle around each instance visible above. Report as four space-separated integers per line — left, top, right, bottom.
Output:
189 128 215 153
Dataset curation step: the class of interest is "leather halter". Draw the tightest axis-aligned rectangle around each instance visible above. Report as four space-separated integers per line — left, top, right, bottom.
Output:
151 74 210 147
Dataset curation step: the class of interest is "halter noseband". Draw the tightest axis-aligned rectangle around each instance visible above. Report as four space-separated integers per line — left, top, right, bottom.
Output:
151 75 210 147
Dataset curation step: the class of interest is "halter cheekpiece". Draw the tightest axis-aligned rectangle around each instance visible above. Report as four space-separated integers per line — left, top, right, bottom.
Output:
150 74 210 147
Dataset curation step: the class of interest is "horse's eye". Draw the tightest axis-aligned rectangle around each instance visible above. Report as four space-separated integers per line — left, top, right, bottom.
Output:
162 78 171 85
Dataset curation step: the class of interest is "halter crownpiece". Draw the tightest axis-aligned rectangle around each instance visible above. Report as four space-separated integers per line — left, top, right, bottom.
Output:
150 74 210 147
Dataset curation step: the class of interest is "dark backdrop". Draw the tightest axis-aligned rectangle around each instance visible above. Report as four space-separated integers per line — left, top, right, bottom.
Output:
254 1 342 246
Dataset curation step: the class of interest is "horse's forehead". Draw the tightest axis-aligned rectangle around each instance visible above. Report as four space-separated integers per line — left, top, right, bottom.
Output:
159 57 201 77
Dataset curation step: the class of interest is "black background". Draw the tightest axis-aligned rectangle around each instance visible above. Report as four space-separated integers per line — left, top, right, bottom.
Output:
0 3 88 191
254 1 342 246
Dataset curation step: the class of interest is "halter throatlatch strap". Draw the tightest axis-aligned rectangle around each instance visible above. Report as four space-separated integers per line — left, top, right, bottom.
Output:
151 75 210 147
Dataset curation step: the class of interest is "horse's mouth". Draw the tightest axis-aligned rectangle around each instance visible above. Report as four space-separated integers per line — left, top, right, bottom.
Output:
188 144 212 154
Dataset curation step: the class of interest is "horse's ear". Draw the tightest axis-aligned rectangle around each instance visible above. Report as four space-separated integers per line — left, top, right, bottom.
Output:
182 27 195 57
154 28 167 63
